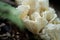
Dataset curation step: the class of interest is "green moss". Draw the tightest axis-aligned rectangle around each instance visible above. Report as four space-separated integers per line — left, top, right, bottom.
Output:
0 1 25 31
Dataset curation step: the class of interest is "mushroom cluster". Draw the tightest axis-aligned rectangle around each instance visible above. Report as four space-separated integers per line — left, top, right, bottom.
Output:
16 0 60 40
